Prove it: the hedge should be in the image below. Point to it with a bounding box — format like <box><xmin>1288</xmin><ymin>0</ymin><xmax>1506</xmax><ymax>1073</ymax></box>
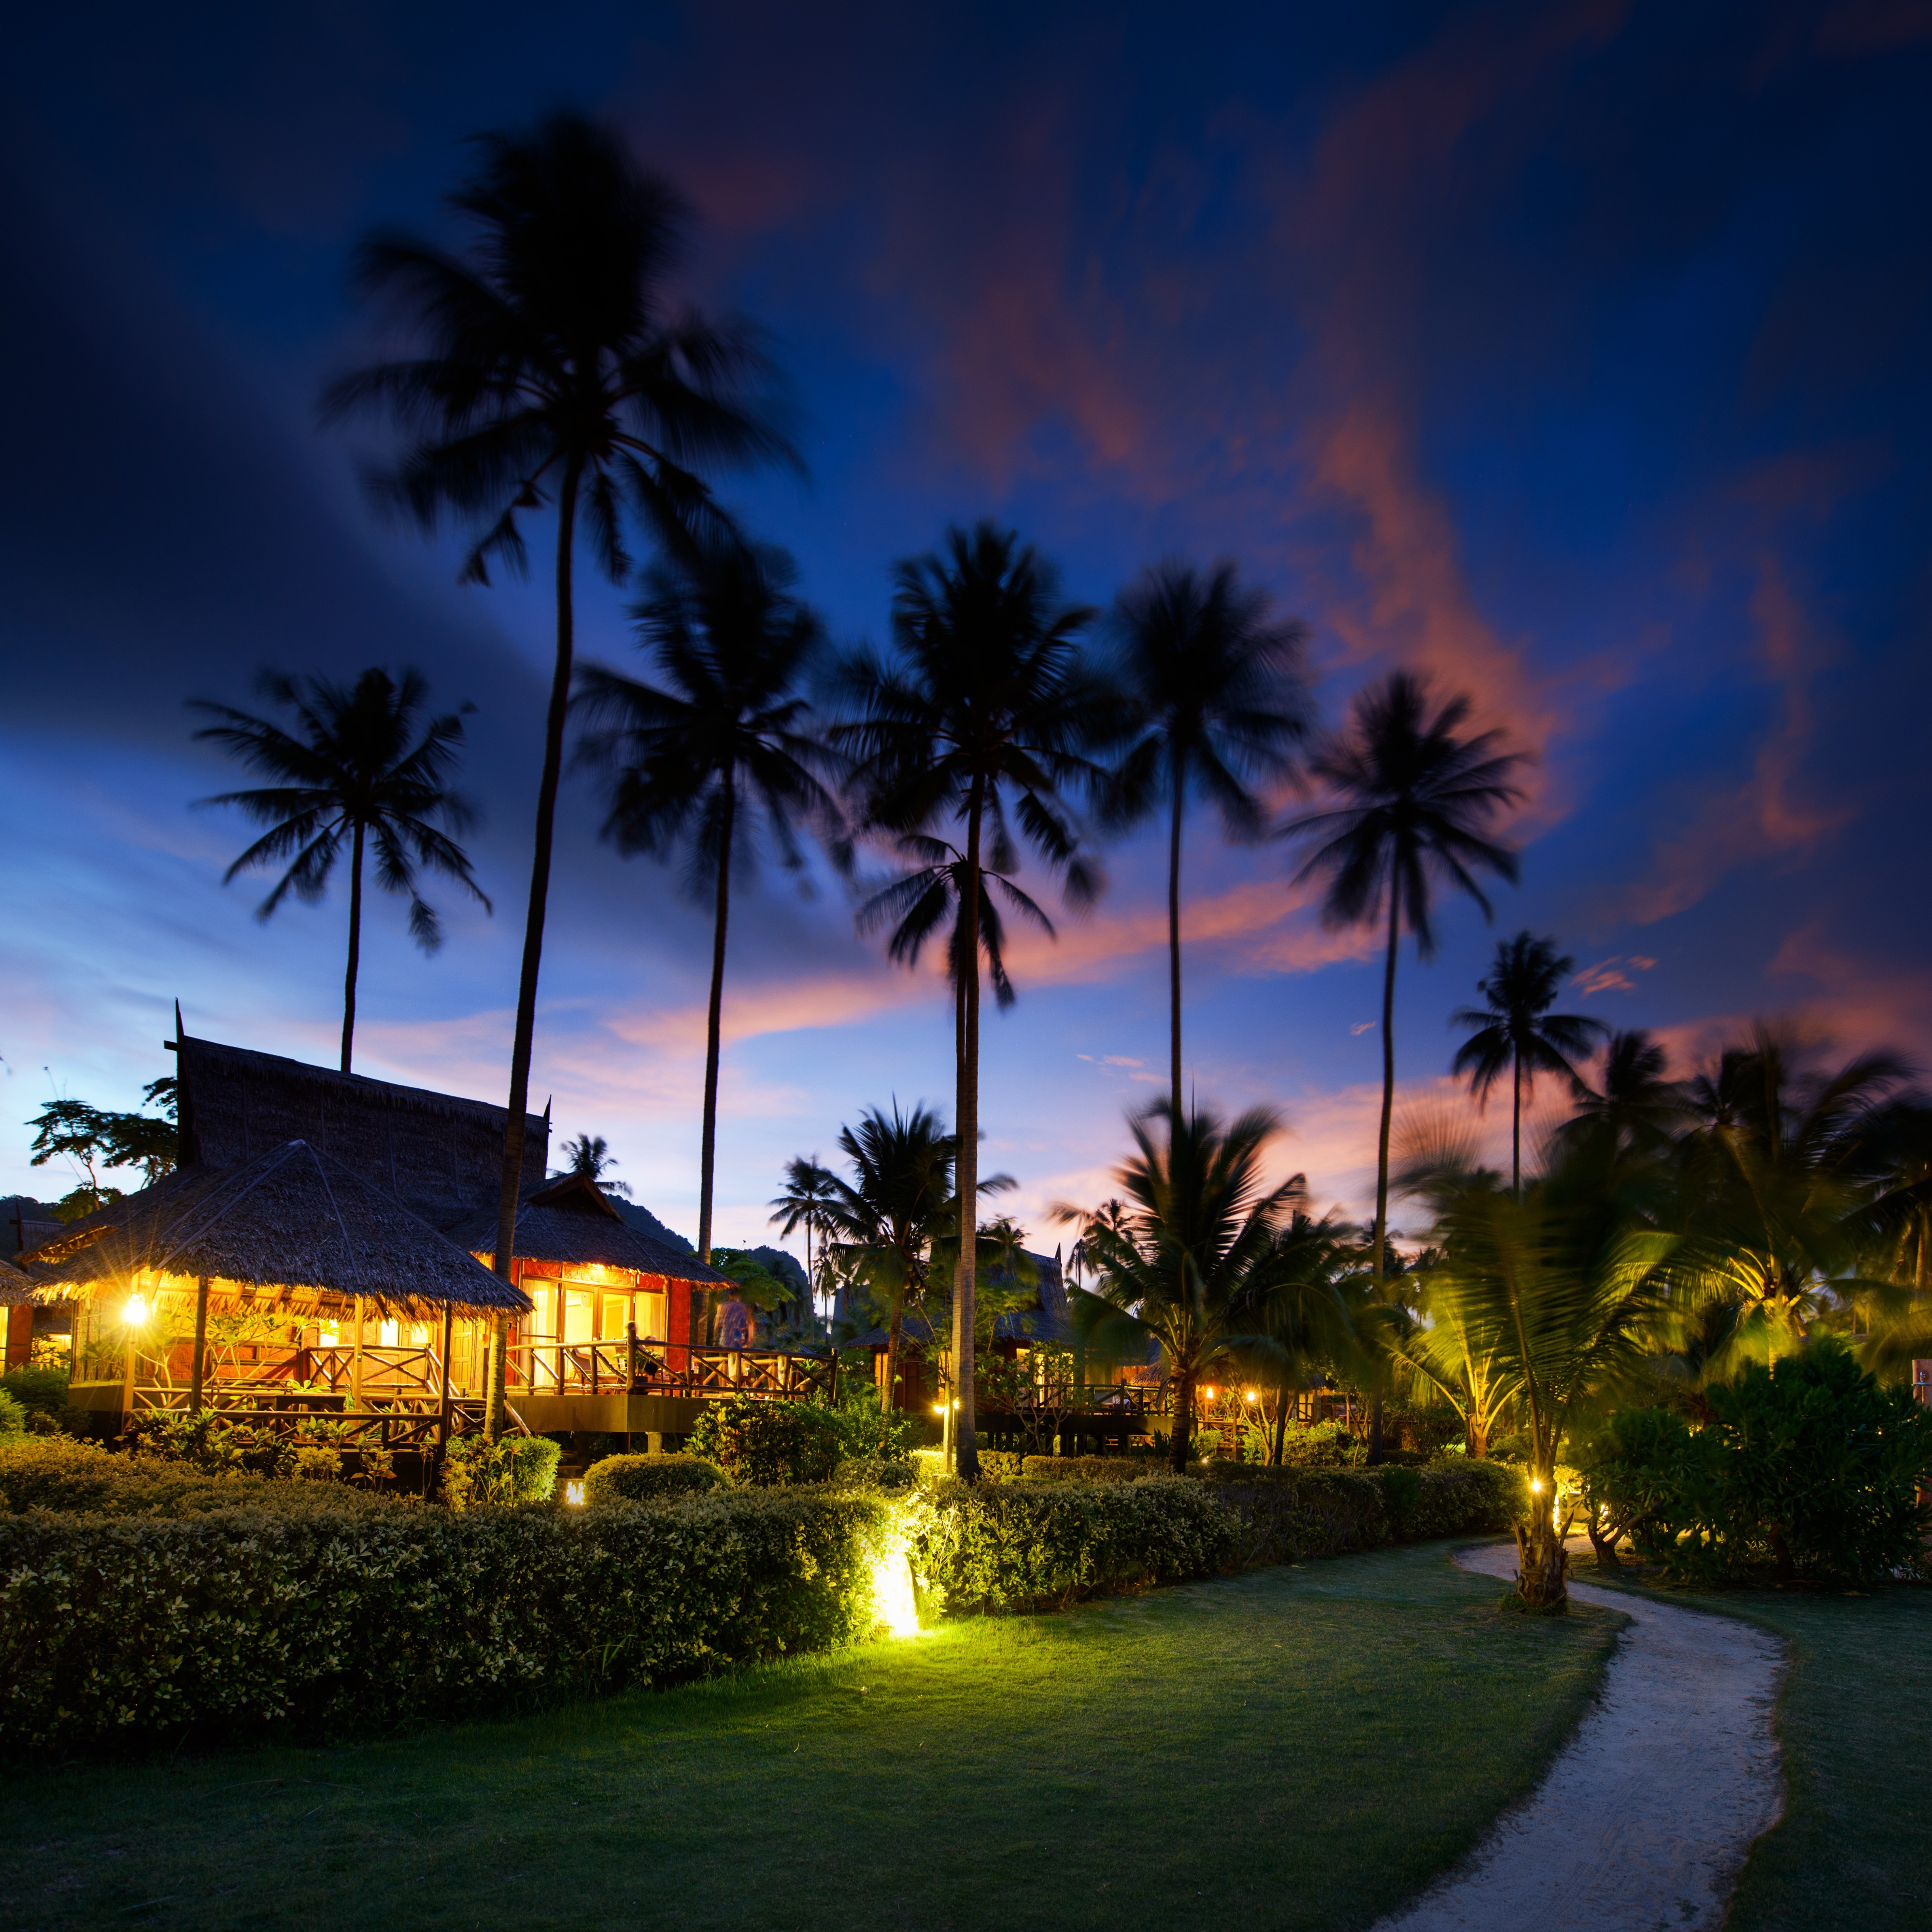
<box><xmin>688</xmin><ymin>1396</ymin><xmax>843</xmax><ymax>1485</ymax></box>
<box><xmin>0</xmin><ymin>1436</ymin><xmax>406</xmax><ymax>1520</ymax></box>
<box><xmin>583</xmin><ymin>1452</ymin><xmax>724</xmax><ymax>1504</ymax></box>
<box><xmin>907</xmin><ymin>1477</ymin><xmax>1239</xmax><ymax>1613</ymax></box>
<box><xmin>0</xmin><ymin>1488</ymin><xmax>895</xmax><ymax>1751</ymax></box>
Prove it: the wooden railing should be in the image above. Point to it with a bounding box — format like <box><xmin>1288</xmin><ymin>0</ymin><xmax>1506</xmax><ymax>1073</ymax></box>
<box><xmin>505</xmin><ymin>1340</ymin><xmax>835</xmax><ymax>1403</ymax></box>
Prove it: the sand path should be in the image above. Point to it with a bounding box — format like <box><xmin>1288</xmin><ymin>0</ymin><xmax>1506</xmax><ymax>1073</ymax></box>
<box><xmin>1370</xmin><ymin>1541</ymin><xmax>1786</xmax><ymax>1932</ymax></box>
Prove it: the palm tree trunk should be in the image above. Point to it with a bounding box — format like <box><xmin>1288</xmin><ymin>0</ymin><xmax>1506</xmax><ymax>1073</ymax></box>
<box><xmin>1168</xmin><ymin>749</ymin><xmax>1186</xmax><ymax>1127</ymax></box>
<box><xmin>696</xmin><ymin>775</ymin><xmax>736</xmax><ymax>1348</ymax></box>
<box><xmin>1515</xmin><ymin>1456</ymin><xmax>1568</xmax><ymax>1609</ymax></box>
<box><xmin>952</xmin><ymin>779</ymin><xmax>985</xmax><ymax>1482</ymax></box>
<box><xmin>341</xmin><ymin>820</ymin><xmax>365</xmax><ymax>1073</ymax></box>
<box><xmin>1272</xmin><ymin>1382</ymin><xmax>1290</xmax><ymax>1466</ymax></box>
<box><xmin>883</xmin><ymin>1301</ymin><xmax>902</xmax><ymax>1418</ymax></box>
<box><xmin>1512</xmin><ymin>1050</ymin><xmax>1523</xmax><ymax>1198</ymax></box>
<box><xmin>1368</xmin><ymin>886</ymin><xmax>1400</xmax><ymax>1467</ymax></box>
<box><xmin>485</xmin><ymin>454</ymin><xmax>582</xmax><ymax>1440</ymax></box>
<box><xmin>1169</xmin><ymin>1365</ymin><xmax>1195</xmax><ymax>1472</ymax></box>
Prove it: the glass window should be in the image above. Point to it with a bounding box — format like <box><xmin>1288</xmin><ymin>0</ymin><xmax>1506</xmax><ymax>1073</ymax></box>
<box><xmin>523</xmin><ymin>1282</ymin><xmax>558</xmax><ymax>1338</ymax></box>
<box><xmin>600</xmin><ymin>1294</ymin><xmax>629</xmax><ymax>1339</ymax></box>
<box><xmin>379</xmin><ymin>1318</ymin><xmax>399</xmax><ymax>1347</ymax></box>
<box><xmin>636</xmin><ymin>1291</ymin><xmax>668</xmax><ymax>1341</ymax></box>
<box><xmin>562</xmin><ymin>1291</ymin><xmax>594</xmax><ymax>1345</ymax></box>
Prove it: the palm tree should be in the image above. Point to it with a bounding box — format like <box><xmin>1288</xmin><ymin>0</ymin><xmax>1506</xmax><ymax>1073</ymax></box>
<box><xmin>1250</xmin><ymin>1212</ymin><xmax>1369</xmax><ymax>1463</ymax></box>
<box><xmin>575</xmin><ymin>542</ymin><xmax>840</xmax><ymax>1272</ymax></box>
<box><xmin>1283</xmin><ymin>672</ymin><xmax>1525</xmax><ymax>1293</ymax></box>
<box><xmin>557</xmin><ymin>1132</ymin><xmax>631</xmax><ymax>1198</ymax></box>
<box><xmin>1072</xmin><ymin>1102</ymin><xmax>1305</xmax><ymax>1471</ymax></box>
<box><xmin>1555</xmin><ymin>1028</ymin><xmax>1687</xmax><ymax>1169</ymax></box>
<box><xmin>1450</xmin><ymin>932</ymin><xmax>1606</xmax><ymax>1195</ymax></box>
<box><xmin>816</xmin><ymin>1103</ymin><xmax>959</xmax><ymax>1416</ymax></box>
<box><xmin>323</xmin><ymin>111</ymin><xmax>794</xmax><ymax>1430</ymax></box>
<box><xmin>190</xmin><ymin>668</ymin><xmax>489</xmax><ymax>1072</ymax></box>
<box><xmin>1102</xmin><ymin>562</ymin><xmax>1311</xmax><ymax>1120</ymax></box>
<box><xmin>1405</xmin><ymin>1152</ymin><xmax>1677</xmax><ymax>1608</ymax></box>
<box><xmin>768</xmin><ymin>1155</ymin><xmax>840</xmax><ymax>1316</ymax></box>
<box><xmin>832</xmin><ymin>522</ymin><xmax>1114</xmax><ymax>1478</ymax></box>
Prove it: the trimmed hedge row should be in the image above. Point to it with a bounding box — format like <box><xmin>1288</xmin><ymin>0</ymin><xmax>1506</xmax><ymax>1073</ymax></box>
<box><xmin>907</xmin><ymin>1477</ymin><xmax>1239</xmax><ymax>1613</ymax></box>
<box><xmin>0</xmin><ymin>1489</ymin><xmax>894</xmax><ymax>1750</ymax></box>
<box><xmin>0</xmin><ymin>1436</ymin><xmax>406</xmax><ymax>1519</ymax></box>
<box><xmin>582</xmin><ymin>1452</ymin><xmax>724</xmax><ymax>1503</ymax></box>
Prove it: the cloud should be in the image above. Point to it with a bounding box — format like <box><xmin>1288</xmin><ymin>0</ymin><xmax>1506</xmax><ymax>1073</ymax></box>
<box><xmin>1571</xmin><ymin>955</ymin><xmax>1656</xmax><ymax>995</ymax></box>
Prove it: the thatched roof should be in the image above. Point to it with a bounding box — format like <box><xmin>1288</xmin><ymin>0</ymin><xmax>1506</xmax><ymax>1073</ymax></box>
<box><xmin>19</xmin><ymin>1141</ymin><xmax>530</xmax><ymax>1314</ymax></box>
<box><xmin>444</xmin><ymin>1174</ymin><xmax>732</xmax><ymax>1285</ymax></box>
<box><xmin>175</xmin><ymin>1032</ymin><xmax>549</xmax><ymax>1232</ymax></box>
<box><xmin>0</xmin><ymin>1253</ymin><xmax>36</xmax><ymax>1307</ymax></box>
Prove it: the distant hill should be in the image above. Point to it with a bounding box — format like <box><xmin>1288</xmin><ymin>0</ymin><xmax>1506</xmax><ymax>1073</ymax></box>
<box><xmin>611</xmin><ymin>1199</ymin><xmax>696</xmax><ymax>1254</ymax></box>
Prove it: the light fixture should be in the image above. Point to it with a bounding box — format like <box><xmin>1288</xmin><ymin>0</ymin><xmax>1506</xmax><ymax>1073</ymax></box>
<box><xmin>1202</xmin><ymin>1386</ymin><xmax>1215</xmax><ymax>1400</ymax></box>
<box><xmin>122</xmin><ymin>1293</ymin><xmax>150</xmax><ymax>1328</ymax></box>
<box><xmin>1243</xmin><ymin>1389</ymin><xmax>1259</xmax><ymax>1403</ymax></box>
<box><xmin>869</xmin><ymin>1527</ymin><xmax>922</xmax><ymax>1638</ymax></box>
<box><xmin>564</xmin><ymin>1480</ymin><xmax>585</xmax><ymax>1506</ymax></box>
<box><xmin>1530</xmin><ymin>1478</ymin><xmax>1543</xmax><ymax>1493</ymax></box>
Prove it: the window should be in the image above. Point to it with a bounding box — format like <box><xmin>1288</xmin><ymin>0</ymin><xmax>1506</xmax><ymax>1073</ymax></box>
<box><xmin>379</xmin><ymin>1319</ymin><xmax>399</xmax><ymax>1348</ymax></box>
<box><xmin>600</xmin><ymin>1293</ymin><xmax>629</xmax><ymax>1340</ymax></box>
<box><xmin>523</xmin><ymin>1282</ymin><xmax>559</xmax><ymax>1339</ymax></box>
<box><xmin>636</xmin><ymin>1290</ymin><xmax>668</xmax><ymax>1341</ymax></box>
<box><xmin>562</xmin><ymin>1291</ymin><xmax>594</xmax><ymax>1345</ymax></box>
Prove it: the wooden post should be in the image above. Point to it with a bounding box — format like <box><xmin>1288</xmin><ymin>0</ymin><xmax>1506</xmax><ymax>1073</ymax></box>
<box><xmin>119</xmin><ymin>1290</ymin><xmax>138</xmax><ymax>1436</ymax></box>
<box><xmin>434</xmin><ymin>1299</ymin><xmax>455</xmax><ymax>1503</ymax></box>
<box><xmin>625</xmin><ymin>1320</ymin><xmax>639</xmax><ymax>1452</ymax></box>
<box><xmin>189</xmin><ymin>1275</ymin><xmax>210</xmax><ymax>1412</ymax></box>
<box><xmin>351</xmin><ymin>1295</ymin><xmax>365</xmax><ymax>1406</ymax></box>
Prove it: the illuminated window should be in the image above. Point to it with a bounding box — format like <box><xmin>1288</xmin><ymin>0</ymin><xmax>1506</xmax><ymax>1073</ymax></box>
<box><xmin>379</xmin><ymin>1319</ymin><xmax>399</xmax><ymax>1347</ymax></box>
<box><xmin>562</xmin><ymin>1291</ymin><xmax>594</xmax><ymax>1345</ymax></box>
<box><xmin>599</xmin><ymin>1293</ymin><xmax>629</xmax><ymax>1339</ymax></box>
<box><xmin>636</xmin><ymin>1291</ymin><xmax>668</xmax><ymax>1340</ymax></box>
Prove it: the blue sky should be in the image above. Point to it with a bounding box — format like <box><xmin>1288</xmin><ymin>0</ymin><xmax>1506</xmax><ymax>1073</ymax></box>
<box><xmin>4</xmin><ymin>1</ymin><xmax>1930</xmax><ymax>1266</ymax></box>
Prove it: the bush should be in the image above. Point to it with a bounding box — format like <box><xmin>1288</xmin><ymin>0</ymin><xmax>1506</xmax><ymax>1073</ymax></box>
<box><xmin>1</xmin><ymin>1364</ymin><xmax>69</xmax><ymax>1428</ymax></box>
<box><xmin>688</xmin><ymin>1395</ymin><xmax>843</xmax><ymax>1486</ymax></box>
<box><xmin>822</xmin><ymin>1392</ymin><xmax>922</xmax><ymax>1462</ymax></box>
<box><xmin>442</xmin><ymin>1434</ymin><xmax>563</xmax><ymax>1509</ymax></box>
<box><xmin>582</xmin><ymin>1452</ymin><xmax>724</xmax><ymax>1505</ymax></box>
<box><xmin>908</xmin><ymin>1477</ymin><xmax>1238</xmax><ymax>1614</ymax></box>
<box><xmin>1588</xmin><ymin>1343</ymin><xmax>1932</xmax><ymax>1585</ymax></box>
<box><xmin>0</xmin><ymin>1487</ymin><xmax>896</xmax><ymax>1751</ymax></box>
<box><xmin>827</xmin><ymin>1455</ymin><xmax>918</xmax><ymax>1493</ymax></box>
<box><xmin>0</xmin><ymin>1435</ymin><xmax>404</xmax><ymax>1520</ymax></box>
<box><xmin>1018</xmin><ymin>1454</ymin><xmax>1163</xmax><ymax>1483</ymax></box>
<box><xmin>0</xmin><ymin>1390</ymin><xmax>25</xmax><ymax>1437</ymax></box>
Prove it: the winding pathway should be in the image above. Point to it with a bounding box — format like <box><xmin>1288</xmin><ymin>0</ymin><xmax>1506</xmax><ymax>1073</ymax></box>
<box><xmin>1371</xmin><ymin>1542</ymin><xmax>1787</xmax><ymax>1932</ymax></box>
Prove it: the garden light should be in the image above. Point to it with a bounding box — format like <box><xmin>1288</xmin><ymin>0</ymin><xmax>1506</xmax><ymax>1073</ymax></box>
<box><xmin>869</xmin><ymin>1523</ymin><xmax>921</xmax><ymax>1639</ymax></box>
<box><xmin>1244</xmin><ymin>1389</ymin><xmax>1258</xmax><ymax>1403</ymax></box>
<box><xmin>564</xmin><ymin>1480</ymin><xmax>584</xmax><ymax>1506</ymax></box>
<box><xmin>122</xmin><ymin>1293</ymin><xmax>150</xmax><ymax>1328</ymax></box>
<box><xmin>1530</xmin><ymin>1478</ymin><xmax>1543</xmax><ymax>1493</ymax></box>
<box><xmin>1202</xmin><ymin>1386</ymin><xmax>1215</xmax><ymax>1400</ymax></box>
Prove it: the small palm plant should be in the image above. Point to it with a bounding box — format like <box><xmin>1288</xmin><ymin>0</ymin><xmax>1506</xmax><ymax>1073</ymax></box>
<box><xmin>768</xmin><ymin>1156</ymin><xmax>842</xmax><ymax>1315</ymax></box>
<box><xmin>1072</xmin><ymin>1101</ymin><xmax>1306</xmax><ymax>1471</ymax></box>
<box><xmin>575</xmin><ymin>540</ymin><xmax>842</xmax><ymax>1266</ymax></box>
<box><xmin>1450</xmin><ymin>931</ymin><xmax>1606</xmax><ymax>1195</ymax></box>
<box><xmin>191</xmin><ymin>667</ymin><xmax>489</xmax><ymax>1072</ymax></box>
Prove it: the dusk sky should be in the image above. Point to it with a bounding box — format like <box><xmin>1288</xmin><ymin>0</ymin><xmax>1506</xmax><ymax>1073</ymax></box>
<box><xmin>4</xmin><ymin>1</ymin><xmax>1930</xmax><ymax>1269</ymax></box>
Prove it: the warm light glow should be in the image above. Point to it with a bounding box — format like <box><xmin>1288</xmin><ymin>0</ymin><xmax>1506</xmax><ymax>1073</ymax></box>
<box><xmin>1202</xmin><ymin>1386</ymin><xmax>1215</xmax><ymax>1400</ymax></box>
<box><xmin>1530</xmin><ymin>1478</ymin><xmax>1543</xmax><ymax>1493</ymax></box>
<box><xmin>870</xmin><ymin>1528</ymin><xmax>921</xmax><ymax>1639</ymax></box>
<box><xmin>564</xmin><ymin>1480</ymin><xmax>585</xmax><ymax>1506</ymax></box>
<box><xmin>931</xmin><ymin>1403</ymin><xmax>946</xmax><ymax>1416</ymax></box>
<box><xmin>1243</xmin><ymin>1389</ymin><xmax>1259</xmax><ymax>1403</ymax></box>
<box><xmin>122</xmin><ymin>1294</ymin><xmax>150</xmax><ymax>1328</ymax></box>
<box><xmin>379</xmin><ymin>1319</ymin><xmax>399</xmax><ymax>1347</ymax></box>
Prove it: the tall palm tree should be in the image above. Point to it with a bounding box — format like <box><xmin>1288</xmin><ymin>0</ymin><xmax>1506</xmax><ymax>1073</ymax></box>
<box><xmin>832</xmin><ymin>522</ymin><xmax>1114</xmax><ymax>1478</ymax></box>
<box><xmin>1555</xmin><ymin>1028</ymin><xmax>1687</xmax><ymax>1169</ymax></box>
<box><xmin>1250</xmin><ymin>1211</ymin><xmax>1368</xmax><ymax>1463</ymax></box>
<box><xmin>1071</xmin><ymin>1101</ymin><xmax>1306</xmax><ymax>1471</ymax></box>
<box><xmin>816</xmin><ymin>1103</ymin><xmax>958</xmax><ymax>1417</ymax></box>
<box><xmin>1450</xmin><ymin>932</ymin><xmax>1606</xmax><ymax>1196</ymax></box>
<box><xmin>190</xmin><ymin>668</ymin><xmax>489</xmax><ymax>1072</ymax></box>
<box><xmin>1103</xmin><ymin>562</ymin><xmax>1311</xmax><ymax>1120</ymax></box>
<box><xmin>1283</xmin><ymin>672</ymin><xmax>1524</xmax><ymax>1290</ymax></box>
<box><xmin>575</xmin><ymin>542</ymin><xmax>840</xmax><ymax>1276</ymax></box>
<box><xmin>557</xmin><ymin>1131</ymin><xmax>631</xmax><ymax>1197</ymax></box>
<box><xmin>323</xmin><ymin>111</ymin><xmax>794</xmax><ymax>1430</ymax></box>
<box><xmin>768</xmin><ymin>1155</ymin><xmax>840</xmax><ymax>1315</ymax></box>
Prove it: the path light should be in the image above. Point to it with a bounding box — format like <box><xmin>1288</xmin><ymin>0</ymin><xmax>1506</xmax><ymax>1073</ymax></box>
<box><xmin>1202</xmin><ymin>1386</ymin><xmax>1215</xmax><ymax>1401</ymax></box>
<box><xmin>122</xmin><ymin>1293</ymin><xmax>151</xmax><ymax>1328</ymax></box>
<box><xmin>564</xmin><ymin>1480</ymin><xmax>585</xmax><ymax>1506</ymax></box>
<box><xmin>1243</xmin><ymin>1389</ymin><xmax>1259</xmax><ymax>1403</ymax></box>
<box><xmin>870</xmin><ymin>1519</ymin><xmax>921</xmax><ymax>1639</ymax></box>
<box><xmin>1529</xmin><ymin>1478</ymin><xmax>1543</xmax><ymax>1494</ymax></box>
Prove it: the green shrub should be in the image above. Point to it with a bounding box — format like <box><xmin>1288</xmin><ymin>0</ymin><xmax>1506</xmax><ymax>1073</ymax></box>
<box><xmin>0</xmin><ymin>1435</ymin><xmax>404</xmax><ymax>1520</ymax></box>
<box><xmin>0</xmin><ymin>1488</ymin><xmax>896</xmax><ymax>1751</ymax></box>
<box><xmin>1588</xmin><ymin>1344</ymin><xmax>1932</xmax><ymax>1585</ymax></box>
<box><xmin>582</xmin><ymin>1452</ymin><xmax>724</xmax><ymax>1505</ymax></box>
<box><xmin>0</xmin><ymin>1364</ymin><xmax>69</xmax><ymax>1427</ymax></box>
<box><xmin>0</xmin><ymin>1390</ymin><xmax>25</xmax><ymax>1437</ymax></box>
<box><xmin>688</xmin><ymin>1395</ymin><xmax>843</xmax><ymax>1486</ymax></box>
<box><xmin>827</xmin><ymin>1455</ymin><xmax>918</xmax><ymax>1493</ymax></box>
<box><xmin>442</xmin><ymin>1434</ymin><xmax>563</xmax><ymax>1509</ymax></box>
<box><xmin>822</xmin><ymin>1392</ymin><xmax>921</xmax><ymax>1462</ymax></box>
<box><xmin>1201</xmin><ymin>1468</ymin><xmax>1390</xmax><ymax>1566</ymax></box>
<box><xmin>1018</xmin><ymin>1454</ymin><xmax>1160</xmax><ymax>1483</ymax></box>
<box><xmin>907</xmin><ymin>1477</ymin><xmax>1238</xmax><ymax>1613</ymax></box>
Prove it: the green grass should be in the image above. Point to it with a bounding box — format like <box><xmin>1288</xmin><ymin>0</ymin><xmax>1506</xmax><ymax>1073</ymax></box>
<box><xmin>2</xmin><ymin>1542</ymin><xmax>1618</xmax><ymax>1932</ymax></box>
<box><xmin>1574</xmin><ymin>1560</ymin><xmax>1932</xmax><ymax>1932</ymax></box>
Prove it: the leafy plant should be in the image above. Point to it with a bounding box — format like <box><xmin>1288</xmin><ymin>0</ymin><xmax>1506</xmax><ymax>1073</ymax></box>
<box><xmin>581</xmin><ymin>1452</ymin><xmax>724</xmax><ymax>1504</ymax></box>
<box><xmin>442</xmin><ymin>1434</ymin><xmax>564</xmax><ymax>1509</ymax></box>
<box><xmin>0</xmin><ymin>1391</ymin><xmax>26</xmax><ymax>1438</ymax></box>
<box><xmin>688</xmin><ymin>1394</ymin><xmax>843</xmax><ymax>1486</ymax></box>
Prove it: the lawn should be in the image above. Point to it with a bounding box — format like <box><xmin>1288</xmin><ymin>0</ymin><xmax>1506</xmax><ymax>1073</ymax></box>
<box><xmin>4</xmin><ymin>1541</ymin><xmax>1618</xmax><ymax>1932</ymax></box>
<box><xmin>1575</xmin><ymin>1560</ymin><xmax>1932</xmax><ymax>1932</ymax></box>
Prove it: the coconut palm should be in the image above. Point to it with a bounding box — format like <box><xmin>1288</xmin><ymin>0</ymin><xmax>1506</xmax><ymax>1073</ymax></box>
<box><xmin>815</xmin><ymin>1103</ymin><xmax>958</xmax><ymax>1416</ymax></box>
<box><xmin>768</xmin><ymin>1156</ymin><xmax>841</xmax><ymax>1314</ymax></box>
<box><xmin>1450</xmin><ymin>932</ymin><xmax>1606</xmax><ymax>1195</ymax></box>
<box><xmin>557</xmin><ymin>1132</ymin><xmax>631</xmax><ymax>1198</ymax></box>
<box><xmin>831</xmin><ymin>522</ymin><xmax>1114</xmax><ymax>1477</ymax></box>
<box><xmin>190</xmin><ymin>668</ymin><xmax>489</xmax><ymax>1073</ymax></box>
<box><xmin>1554</xmin><ymin>1028</ymin><xmax>1688</xmax><ymax>1170</ymax></box>
<box><xmin>1102</xmin><ymin>562</ymin><xmax>1311</xmax><ymax>1119</ymax></box>
<box><xmin>1249</xmin><ymin>1211</ymin><xmax>1370</xmax><ymax>1463</ymax></box>
<box><xmin>575</xmin><ymin>541</ymin><xmax>840</xmax><ymax>1266</ymax></box>
<box><xmin>1405</xmin><ymin>1153</ymin><xmax>1677</xmax><ymax>1608</ymax></box>
<box><xmin>1283</xmin><ymin>673</ymin><xmax>1525</xmax><ymax>1290</ymax></box>
<box><xmin>323</xmin><ymin>111</ymin><xmax>794</xmax><ymax>1427</ymax></box>
<box><xmin>1071</xmin><ymin>1101</ymin><xmax>1306</xmax><ymax>1471</ymax></box>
